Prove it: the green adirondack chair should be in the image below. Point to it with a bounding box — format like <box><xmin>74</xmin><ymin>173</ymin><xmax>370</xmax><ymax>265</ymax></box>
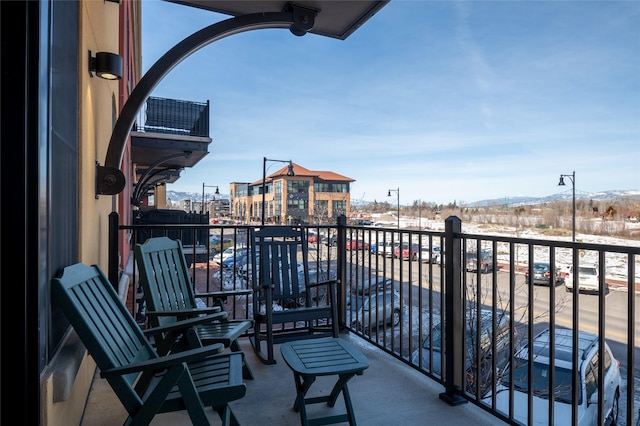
<box><xmin>134</xmin><ymin>236</ymin><xmax>254</xmax><ymax>379</ymax></box>
<box><xmin>51</xmin><ymin>263</ymin><xmax>246</xmax><ymax>426</ymax></box>
<box><xmin>249</xmin><ymin>226</ymin><xmax>340</xmax><ymax>365</ymax></box>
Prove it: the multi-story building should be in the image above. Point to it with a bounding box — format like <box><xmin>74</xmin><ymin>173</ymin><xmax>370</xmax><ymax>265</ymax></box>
<box><xmin>230</xmin><ymin>163</ymin><xmax>354</xmax><ymax>225</ymax></box>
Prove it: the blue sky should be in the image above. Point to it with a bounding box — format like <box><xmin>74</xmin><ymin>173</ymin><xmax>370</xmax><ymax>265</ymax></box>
<box><xmin>141</xmin><ymin>0</ymin><xmax>640</xmax><ymax>205</ymax></box>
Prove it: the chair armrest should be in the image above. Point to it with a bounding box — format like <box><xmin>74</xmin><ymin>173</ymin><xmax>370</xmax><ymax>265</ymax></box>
<box><xmin>145</xmin><ymin>307</ymin><xmax>223</xmax><ymax>321</ymax></box>
<box><xmin>142</xmin><ymin>312</ymin><xmax>228</xmax><ymax>337</ymax></box>
<box><xmin>100</xmin><ymin>344</ymin><xmax>225</xmax><ymax>377</ymax></box>
<box><xmin>307</xmin><ymin>279</ymin><xmax>339</xmax><ymax>289</ymax></box>
<box><xmin>197</xmin><ymin>290</ymin><xmax>252</xmax><ymax>298</ymax></box>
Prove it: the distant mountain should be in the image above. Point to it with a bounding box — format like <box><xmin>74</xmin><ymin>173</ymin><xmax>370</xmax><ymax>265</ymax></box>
<box><xmin>166</xmin><ymin>189</ymin><xmax>640</xmax><ymax>209</ymax></box>
<box><xmin>351</xmin><ymin>189</ymin><xmax>640</xmax><ymax>209</ymax></box>
<box><xmin>464</xmin><ymin>189</ymin><xmax>640</xmax><ymax>208</ymax></box>
<box><xmin>166</xmin><ymin>190</ymin><xmax>230</xmax><ymax>203</ymax></box>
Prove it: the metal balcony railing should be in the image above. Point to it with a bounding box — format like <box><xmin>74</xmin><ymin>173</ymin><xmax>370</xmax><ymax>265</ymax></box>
<box><xmin>133</xmin><ymin>96</ymin><xmax>210</xmax><ymax>137</ymax></box>
<box><xmin>110</xmin><ymin>214</ymin><xmax>638</xmax><ymax>426</ymax></box>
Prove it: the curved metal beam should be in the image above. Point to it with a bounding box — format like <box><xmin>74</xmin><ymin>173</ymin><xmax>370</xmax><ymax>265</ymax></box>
<box><xmin>97</xmin><ymin>5</ymin><xmax>316</xmax><ymax>195</ymax></box>
<box><xmin>131</xmin><ymin>151</ymin><xmax>192</xmax><ymax>205</ymax></box>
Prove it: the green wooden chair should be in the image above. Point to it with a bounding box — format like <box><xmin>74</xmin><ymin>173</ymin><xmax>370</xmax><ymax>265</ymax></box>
<box><xmin>134</xmin><ymin>236</ymin><xmax>254</xmax><ymax>379</ymax></box>
<box><xmin>249</xmin><ymin>226</ymin><xmax>340</xmax><ymax>365</ymax></box>
<box><xmin>51</xmin><ymin>263</ymin><xmax>246</xmax><ymax>426</ymax></box>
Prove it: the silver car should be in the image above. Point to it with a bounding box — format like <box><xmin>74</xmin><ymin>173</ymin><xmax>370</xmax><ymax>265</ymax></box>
<box><xmin>491</xmin><ymin>328</ymin><xmax>621</xmax><ymax>425</ymax></box>
<box><xmin>348</xmin><ymin>289</ymin><xmax>404</xmax><ymax>333</ymax></box>
<box><xmin>465</xmin><ymin>250</ymin><xmax>493</xmax><ymax>273</ymax></box>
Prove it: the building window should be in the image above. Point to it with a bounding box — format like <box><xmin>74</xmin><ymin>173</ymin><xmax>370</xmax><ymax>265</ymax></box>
<box><xmin>314</xmin><ymin>182</ymin><xmax>349</xmax><ymax>193</ymax></box>
<box><xmin>332</xmin><ymin>200</ymin><xmax>347</xmax><ymax>216</ymax></box>
<box><xmin>287</xmin><ymin>180</ymin><xmax>309</xmax><ymax>194</ymax></box>
<box><xmin>288</xmin><ymin>198</ymin><xmax>309</xmax><ymax>210</ymax></box>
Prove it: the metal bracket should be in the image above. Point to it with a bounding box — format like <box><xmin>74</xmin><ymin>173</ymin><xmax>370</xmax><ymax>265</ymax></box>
<box><xmin>96</xmin><ymin>162</ymin><xmax>126</xmax><ymax>196</ymax></box>
<box><xmin>286</xmin><ymin>3</ymin><xmax>318</xmax><ymax>36</ymax></box>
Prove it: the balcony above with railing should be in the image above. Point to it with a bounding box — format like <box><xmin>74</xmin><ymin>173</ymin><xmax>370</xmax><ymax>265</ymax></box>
<box><xmin>133</xmin><ymin>96</ymin><xmax>210</xmax><ymax>137</ymax></box>
<box><xmin>131</xmin><ymin>96</ymin><xmax>212</xmax><ymax>205</ymax></box>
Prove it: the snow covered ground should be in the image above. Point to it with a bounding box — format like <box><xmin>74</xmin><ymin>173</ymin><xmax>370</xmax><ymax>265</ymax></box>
<box><xmin>392</xmin><ymin>217</ymin><xmax>640</xmax><ymax>288</ymax></box>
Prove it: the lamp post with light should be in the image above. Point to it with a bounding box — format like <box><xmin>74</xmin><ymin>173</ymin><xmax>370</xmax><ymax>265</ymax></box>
<box><xmin>387</xmin><ymin>188</ymin><xmax>400</xmax><ymax>229</ymax></box>
<box><xmin>262</xmin><ymin>158</ymin><xmax>294</xmax><ymax>226</ymax></box>
<box><xmin>558</xmin><ymin>171</ymin><xmax>576</xmax><ymax>242</ymax></box>
<box><xmin>201</xmin><ymin>183</ymin><xmax>219</xmax><ymax>215</ymax></box>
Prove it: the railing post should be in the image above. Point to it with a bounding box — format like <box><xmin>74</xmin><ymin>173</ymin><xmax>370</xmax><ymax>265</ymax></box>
<box><xmin>439</xmin><ymin>215</ymin><xmax>467</xmax><ymax>405</ymax></box>
<box><xmin>108</xmin><ymin>211</ymin><xmax>120</xmax><ymax>290</ymax></box>
<box><xmin>336</xmin><ymin>214</ymin><xmax>347</xmax><ymax>329</ymax></box>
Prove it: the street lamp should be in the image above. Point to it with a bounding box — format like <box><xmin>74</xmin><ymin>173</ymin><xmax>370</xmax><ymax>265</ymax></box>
<box><xmin>262</xmin><ymin>157</ymin><xmax>294</xmax><ymax>226</ymax></box>
<box><xmin>387</xmin><ymin>188</ymin><xmax>400</xmax><ymax>229</ymax></box>
<box><xmin>558</xmin><ymin>171</ymin><xmax>576</xmax><ymax>242</ymax></box>
<box><xmin>202</xmin><ymin>183</ymin><xmax>219</xmax><ymax>215</ymax></box>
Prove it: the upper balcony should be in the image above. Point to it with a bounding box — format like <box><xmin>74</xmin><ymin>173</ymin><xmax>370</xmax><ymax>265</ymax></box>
<box><xmin>131</xmin><ymin>96</ymin><xmax>212</xmax><ymax>205</ymax></box>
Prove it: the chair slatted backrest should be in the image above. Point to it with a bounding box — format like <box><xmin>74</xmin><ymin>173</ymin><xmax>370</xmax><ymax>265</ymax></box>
<box><xmin>51</xmin><ymin>263</ymin><xmax>156</xmax><ymax>410</ymax></box>
<box><xmin>135</xmin><ymin>236</ymin><xmax>198</xmax><ymax>327</ymax></box>
<box><xmin>250</xmin><ymin>226</ymin><xmax>309</xmax><ymax>307</ymax></box>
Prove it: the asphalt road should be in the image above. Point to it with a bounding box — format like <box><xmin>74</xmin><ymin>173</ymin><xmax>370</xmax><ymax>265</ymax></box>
<box><xmin>350</xmin><ymin>253</ymin><xmax>639</xmax><ymax>372</ymax></box>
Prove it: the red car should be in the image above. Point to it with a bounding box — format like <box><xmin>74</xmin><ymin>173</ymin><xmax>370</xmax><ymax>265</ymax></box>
<box><xmin>307</xmin><ymin>232</ymin><xmax>322</xmax><ymax>243</ymax></box>
<box><xmin>394</xmin><ymin>242</ymin><xmax>420</xmax><ymax>260</ymax></box>
<box><xmin>346</xmin><ymin>239</ymin><xmax>369</xmax><ymax>250</ymax></box>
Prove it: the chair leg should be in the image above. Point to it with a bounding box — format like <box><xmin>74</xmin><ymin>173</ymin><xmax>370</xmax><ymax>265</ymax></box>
<box><xmin>231</xmin><ymin>340</ymin><xmax>254</xmax><ymax>380</ymax></box>
<box><xmin>175</xmin><ymin>367</ymin><xmax>210</xmax><ymax>426</ymax></box>
<box><xmin>215</xmin><ymin>405</ymin><xmax>241</xmax><ymax>426</ymax></box>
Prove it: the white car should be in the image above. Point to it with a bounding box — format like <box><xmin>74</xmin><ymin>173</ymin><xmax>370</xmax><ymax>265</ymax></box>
<box><xmin>490</xmin><ymin>328</ymin><xmax>621</xmax><ymax>426</ymax></box>
<box><xmin>419</xmin><ymin>246</ymin><xmax>442</xmax><ymax>264</ymax></box>
<box><xmin>380</xmin><ymin>241</ymin><xmax>400</xmax><ymax>258</ymax></box>
<box><xmin>212</xmin><ymin>246</ymin><xmax>246</xmax><ymax>264</ymax></box>
<box><xmin>565</xmin><ymin>263</ymin><xmax>601</xmax><ymax>293</ymax></box>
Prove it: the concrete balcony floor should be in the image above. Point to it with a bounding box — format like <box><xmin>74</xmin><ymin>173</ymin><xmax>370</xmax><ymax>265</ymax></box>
<box><xmin>81</xmin><ymin>332</ymin><xmax>506</xmax><ymax>425</ymax></box>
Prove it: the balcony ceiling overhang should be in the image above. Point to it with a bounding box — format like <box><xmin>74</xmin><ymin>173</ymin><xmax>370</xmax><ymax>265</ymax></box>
<box><xmin>167</xmin><ymin>0</ymin><xmax>390</xmax><ymax>40</ymax></box>
<box><xmin>131</xmin><ymin>131</ymin><xmax>211</xmax><ymax>171</ymax></box>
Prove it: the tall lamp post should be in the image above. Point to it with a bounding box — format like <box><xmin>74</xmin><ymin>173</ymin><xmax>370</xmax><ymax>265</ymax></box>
<box><xmin>558</xmin><ymin>171</ymin><xmax>576</xmax><ymax>242</ymax></box>
<box><xmin>262</xmin><ymin>157</ymin><xmax>294</xmax><ymax>226</ymax></box>
<box><xmin>202</xmin><ymin>183</ymin><xmax>219</xmax><ymax>215</ymax></box>
<box><xmin>387</xmin><ymin>188</ymin><xmax>400</xmax><ymax>229</ymax></box>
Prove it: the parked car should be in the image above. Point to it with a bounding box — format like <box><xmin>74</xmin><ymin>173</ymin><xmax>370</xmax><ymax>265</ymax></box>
<box><xmin>393</xmin><ymin>241</ymin><xmax>416</xmax><ymax>259</ymax></box>
<box><xmin>370</xmin><ymin>243</ymin><xmax>379</xmax><ymax>255</ymax></box>
<box><xmin>212</xmin><ymin>245</ymin><xmax>246</xmax><ymax>264</ymax></box>
<box><xmin>307</xmin><ymin>231</ymin><xmax>321</xmax><ymax>243</ymax></box>
<box><xmin>419</xmin><ymin>245</ymin><xmax>442</xmax><ymax>264</ymax></box>
<box><xmin>565</xmin><ymin>263</ymin><xmax>601</xmax><ymax>293</ymax></box>
<box><xmin>491</xmin><ymin>328</ymin><xmax>621</xmax><ymax>426</ymax></box>
<box><xmin>348</xmin><ymin>275</ymin><xmax>394</xmax><ymax>297</ymax></box>
<box><xmin>325</xmin><ymin>234</ymin><xmax>338</xmax><ymax>247</ymax></box>
<box><xmin>346</xmin><ymin>239</ymin><xmax>369</xmax><ymax>250</ymax></box>
<box><xmin>411</xmin><ymin>308</ymin><xmax>513</xmax><ymax>396</ymax></box>
<box><xmin>209</xmin><ymin>234</ymin><xmax>234</xmax><ymax>252</ymax></box>
<box><xmin>525</xmin><ymin>261</ymin><xmax>564</xmax><ymax>286</ymax></box>
<box><xmin>432</xmin><ymin>246</ymin><xmax>443</xmax><ymax>263</ymax></box>
<box><xmin>376</xmin><ymin>241</ymin><xmax>397</xmax><ymax>257</ymax></box>
<box><xmin>396</xmin><ymin>242</ymin><xmax>420</xmax><ymax>260</ymax></box>
<box><xmin>219</xmin><ymin>249</ymin><xmax>249</xmax><ymax>269</ymax></box>
<box><xmin>348</xmin><ymin>288</ymin><xmax>404</xmax><ymax>333</ymax></box>
<box><xmin>465</xmin><ymin>250</ymin><xmax>493</xmax><ymax>273</ymax></box>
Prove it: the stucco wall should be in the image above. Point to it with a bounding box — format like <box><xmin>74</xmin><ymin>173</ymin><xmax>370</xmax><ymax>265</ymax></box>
<box><xmin>41</xmin><ymin>1</ymin><xmax>122</xmax><ymax>425</ymax></box>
